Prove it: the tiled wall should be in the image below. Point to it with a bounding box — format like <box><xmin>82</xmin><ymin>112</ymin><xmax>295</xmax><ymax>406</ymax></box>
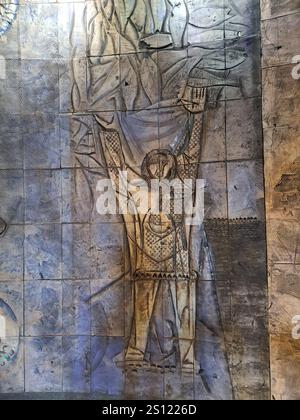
<box><xmin>261</xmin><ymin>0</ymin><xmax>300</xmax><ymax>400</ymax></box>
<box><xmin>0</xmin><ymin>1</ymin><xmax>270</xmax><ymax>399</ymax></box>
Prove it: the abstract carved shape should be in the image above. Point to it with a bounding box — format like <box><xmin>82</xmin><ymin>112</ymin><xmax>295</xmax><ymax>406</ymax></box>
<box><xmin>0</xmin><ymin>1</ymin><xmax>18</xmax><ymax>36</ymax></box>
<box><xmin>275</xmin><ymin>157</ymin><xmax>300</xmax><ymax>194</ymax></box>
<box><xmin>0</xmin><ymin>217</ymin><xmax>7</xmax><ymax>237</ymax></box>
<box><xmin>274</xmin><ymin>157</ymin><xmax>300</xmax><ymax>212</ymax></box>
<box><xmin>139</xmin><ymin>33</ymin><xmax>173</xmax><ymax>50</ymax></box>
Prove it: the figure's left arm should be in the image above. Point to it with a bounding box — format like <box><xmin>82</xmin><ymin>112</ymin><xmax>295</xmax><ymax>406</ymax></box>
<box><xmin>177</xmin><ymin>87</ymin><xmax>207</xmax><ymax>178</ymax></box>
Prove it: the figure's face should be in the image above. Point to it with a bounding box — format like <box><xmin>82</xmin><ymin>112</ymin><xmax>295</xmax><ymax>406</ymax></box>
<box><xmin>143</xmin><ymin>150</ymin><xmax>177</xmax><ymax>180</ymax></box>
<box><xmin>148</xmin><ymin>156</ymin><xmax>171</xmax><ymax>179</ymax></box>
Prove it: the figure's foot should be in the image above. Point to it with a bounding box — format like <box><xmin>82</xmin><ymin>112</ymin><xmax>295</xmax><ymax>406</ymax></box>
<box><xmin>114</xmin><ymin>347</ymin><xmax>149</xmax><ymax>370</ymax></box>
<box><xmin>125</xmin><ymin>347</ymin><xmax>144</xmax><ymax>361</ymax></box>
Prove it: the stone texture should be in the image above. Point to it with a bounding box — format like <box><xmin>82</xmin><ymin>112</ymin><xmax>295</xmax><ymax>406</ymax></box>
<box><xmin>90</xmin><ymin>279</ymin><xmax>125</xmax><ymax>337</ymax></box>
<box><xmin>0</xmin><ymin>59</ymin><xmax>21</xmax><ymax>114</ymax></box>
<box><xmin>25</xmin><ymin>337</ymin><xmax>62</xmax><ymax>392</ymax></box>
<box><xmin>62</xmin><ymin>169</ymin><xmax>92</xmax><ymax>223</ymax></box>
<box><xmin>62</xmin><ymin>336</ymin><xmax>91</xmax><ymax>393</ymax></box>
<box><xmin>264</xmin><ymin>125</ymin><xmax>300</xmax><ymax>217</ymax></box>
<box><xmin>25</xmin><ymin>281</ymin><xmax>62</xmax><ymax>336</ymax></box>
<box><xmin>59</xmin><ymin>59</ymin><xmax>88</xmax><ymax>113</ymax></box>
<box><xmin>0</xmin><ymin>170</ymin><xmax>24</xmax><ymax>223</ymax></box>
<box><xmin>263</xmin><ymin>64</ymin><xmax>300</xmax><ymax>129</ymax></box>
<box><xmin>225</xmin><ymin>36</ymin><xmax>262</xmax><ymax>100</ymax></box>
<box><xmin>19</xmin><ymin>4</ymin><xmax>59</xmax><ymax>61</ymax></box>
<box><xmin>91</xmin><ymin>337</ymin><xmax>124</xmax><ymax>396</ymax></box>
<box><xmin>23</xmin><ymin>113</ymin><xmax>60</xmax><ymax>170</ymax></box>
<box><xmin>25</xmin><ymin>224</ymin><xmax>62</xmax><ymax>280</ymax></box>
<box><xmin>226</xmin><ymin>98</ymin><xmax>263</xmax><ymax>161</ymax></box>
<box><xmin>230</xmin><ymin>281</ymin><xmax>270</xmax><ymax>400</ymax></box>
<box><xmin>269</xmin><ymin>265</ymin><xmax>300</xmax><ymax>400</ymax></box>
<box><xmin>261</xmin><ymin>1</ymin><xmax>300</xmax><ymax>401</ymax></box>
<box><xmin>62</xmin><ymin>224</ymin><xmax>91</xmax><ymax>280</ymax></box>
<box><xmin>59</xmin><ymin>114</ymin><xmax>94</xmax><ymax>169</ymax></box>
<box><xmin>0</xmin><ymin>226</ymin><xmax>24</xmax><ymax>281</ymax></box>
<box><xmin>227</xmin><ymin>161</ymin><xmax>265</xmax><ymax>219</ymax></box>
<box><xmin>0</xmin><ymin>114</ymin><xmax>23</xmax><ymax>170</ymax></box>
<box><xmin>201</xmin><ymin>162</ymin><xmax>227</xmax><ymax>219</ymax></box>
<box><xmin>25</xmin><ymin>170</ymin><xmax>61</xmax><ymax>223</ymax></box>
<box><xmin>62</xmin><ymin>281</ymin><xmax>91</xmax><ymax>336</ymax></box>
<box><xmin>201</xmin><ymin>102</ymin><xmax>226</xmax><ymax>162</ymax></box>
<box><xmin>21</xmin><ymin>60</ymin><xmax>60</xmax><ymax>113</ymax></box>
<box><xmin>262</xmin><ymin>13</ymin><xmax>300</xmax><ymax>68</ymax></box>
<box><xmin>90</xmin><ymin>223</ymin><xmax>125</xmax><ymax>280</ymax></box>
<box><xmin>261</xmin><ymin>0</ymin><xmax>300</xmax><ymax>19</ymax></box>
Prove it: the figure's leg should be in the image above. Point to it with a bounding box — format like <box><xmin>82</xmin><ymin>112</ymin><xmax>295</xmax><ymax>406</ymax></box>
<box><xmin>169</xmin><ymin>278</ymin><xmax>196</xmax><ymax>372</ymax></box>
<box><xmin>126</xmin><ymin>279</ymin><xmax>160</xmax><ymax>361</ymax></box>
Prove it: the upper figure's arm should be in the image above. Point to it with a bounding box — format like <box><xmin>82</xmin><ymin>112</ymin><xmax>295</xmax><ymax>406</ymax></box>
<box><xmin>179</xmin><ymin>86</ymin><xmax>207</xmax><ymax>164</ymax></box>
<box><xmin>87</xmin><ymin>0</ymin><xmax>120</xmax><ymax>57</ymax></box>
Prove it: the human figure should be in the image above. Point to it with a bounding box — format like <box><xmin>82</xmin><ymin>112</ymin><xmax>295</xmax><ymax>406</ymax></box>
<box><xmin>97</xmin><ymin>86</ymin><xmax>207</xmax><ymax>373</ymax></box>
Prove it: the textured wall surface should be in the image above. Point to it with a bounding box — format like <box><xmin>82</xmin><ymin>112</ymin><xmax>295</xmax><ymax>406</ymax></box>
<box><xmin>261</xmin><ymin>0</ymin><xmax>300</xmax><ymax>400</ymax></box>
<box><xmin>0</xmin><ymin>0</ymin><xmax>269</xmax><ymax>400</ymax></box>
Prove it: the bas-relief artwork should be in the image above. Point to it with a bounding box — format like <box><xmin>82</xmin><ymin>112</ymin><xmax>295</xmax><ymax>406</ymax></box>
<box><xmin>0</xmin><ymin>0</ymin><xmax>269</xmax><ymax>400</ymax></box>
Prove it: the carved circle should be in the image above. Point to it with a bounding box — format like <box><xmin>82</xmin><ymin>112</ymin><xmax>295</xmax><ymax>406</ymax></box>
<box><xmin>141</xmin><ymin>149</ymin><xmax>177</xmax><ymax>181</ymax></box>
<box><xmin>148</xmin><ymin>213</ymin><xmax>172</xmax><ymax>235</ymax></box>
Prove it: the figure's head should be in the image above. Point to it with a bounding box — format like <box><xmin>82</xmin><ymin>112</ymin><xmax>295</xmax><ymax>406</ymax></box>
<box><xmin>142</xmin><ymin>150</ymin><xmax>177</xmax><ymax>181</ymax></box>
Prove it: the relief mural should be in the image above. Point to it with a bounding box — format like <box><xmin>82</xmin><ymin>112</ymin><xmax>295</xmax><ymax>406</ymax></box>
<box><xmin>68</xmin><ymin>0</ymin><xmax>267</xmax><ymax>399</ymax></box>
<box><xmin>0</xmin><ymin>0</ymin><xmax>269</xmax><ymax>400</ymax></box>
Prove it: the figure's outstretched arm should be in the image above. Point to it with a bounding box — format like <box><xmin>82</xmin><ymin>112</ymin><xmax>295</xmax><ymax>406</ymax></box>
<box><xmin>177</xmin><ymin>86</ymin><xmax>207</xmax><ymax>178</ymax></box>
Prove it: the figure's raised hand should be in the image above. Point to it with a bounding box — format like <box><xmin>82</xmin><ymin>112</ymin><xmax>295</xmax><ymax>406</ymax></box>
<box><xmin>180</xmin><ymin>83</ymin><xmax>207</xmax><ymax>114</ymax></box>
